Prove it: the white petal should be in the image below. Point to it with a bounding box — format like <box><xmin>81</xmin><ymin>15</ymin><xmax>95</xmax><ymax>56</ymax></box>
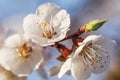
<box><xmin>73</xmin><ymin>43</ymin><xmax>86</xmax><ymax>58</ymax></box>
<box><xmin>27</xmin><ymin>44</ymin><xmax>43</xmax><ymax>71</ymax></box>
<box><xmin>93</xmin><ymin>36</ymin><xmax>116</xmax><ymax>55</ymax></box>
<box><xmin>30</xmin><ymin>35</ymin><xmax>55</xmax><ymax>46</ymax></box>
<box><xmin>91</xmin><ymin>53</ymin><xmax>111</xmax><ymax>74</ymax></box>
<box><xmin>23</xmin><ymin>14</ymin><xmax>42</xmax><ymax>36</ymax></box>
<box><xmin>83</xmin><ymin>35</ymin><xmax>101</xmax><ymax>44</ymax></box>
<box><xmin>48</xmin><ymin>64</ymin><xmax>62</xmax><ymax>77</ymax></box>
<box><xmin>49</xmin><ymin>10</ymin><xmax>70</xmax><ymax>43</ymax></box>
<box><xmin>4</xmin><ymin>34</ymin><xmax>25</xmax><ymax>48</ymax></box>
<box><xmin>0</xmin><ymin>48</ymin><xmax>18</xmax><ymax>70</ymax></box>
<box><xmin>36</xmin><ymin>2</ymin><xmax>60</xmax><ymax>20</ymax></box>
<box><xmin>92</xmin><ymin>36</ymin><xmax>116</xmax><ymax>74</ymax></box>
<box><xmin>0</xmin><ymin>66</ymin><xmax>26</xmax><ymax>80</ymax></box>
<box><xmin>52</xmin><ymin>10</ymin><xmax>70</xmax><ymax>29</ymax></box>
<box><xmin>71</xmin><ymin>56</ymin><xmax>91</xmax><ymax>80</ymax></box>
<box><xmin>58</xmin><ymin>58</ymin><xmax>72</xmax><ymax>78</ymax></box>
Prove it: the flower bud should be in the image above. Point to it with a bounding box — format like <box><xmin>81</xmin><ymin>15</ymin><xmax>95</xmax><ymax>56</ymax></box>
<box><xmin>81</xmin><ymin>19</ymin><xmax>108</xmax><ymax>32</ymax></box>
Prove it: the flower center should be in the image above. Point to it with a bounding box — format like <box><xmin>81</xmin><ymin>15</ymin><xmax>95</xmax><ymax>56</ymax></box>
<box><xmin>80</xmin><ymin>44</ymin><xmax>108</xmax><ymax>70</ymax></box>
<box><xmin>16</xmin><ymin>43</ymin><xmax>32</xmax><ymax>60</ymax></box>
<box><xmin>37</xmin><ymin>20</ymin><xmax>57</xmax><ymax>39</ymax></box>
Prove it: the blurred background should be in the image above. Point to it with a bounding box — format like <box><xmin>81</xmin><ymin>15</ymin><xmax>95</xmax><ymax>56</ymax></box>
<box><xmin>0</xmin><ymin>0</ymin><xmax>120</xmax><ymax>80</ymax></box>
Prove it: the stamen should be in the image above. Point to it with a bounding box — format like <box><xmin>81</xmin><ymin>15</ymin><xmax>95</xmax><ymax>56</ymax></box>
<box><xmin>87</xmin><ymin>47</ymin><xmax>101</xmax><ymax>58</ymax></box>
<box><xmin>81</xmin><ymin>44</ymin><xmax>106</xmax><ymax>69</ymax></box>
<box><xmin>84</xmin><ymin>55</ymin><xmax>92</xmax><ymax>65</ymax></box>
<box><xmin>16</xmin><ymin>44</ymin><xmax>32</xmax><ymax>60</ymax></box>
<box><xmin>96</xmin><ymin>63</ymin><xmax>104</xmax><ymax>68</ymax></box>
<box><xmin>92</xmin><ymin>45</ymin><xmax>107</xmax><ymax>53</ymax></box>
<box><xmin>84</xmin><ymin>50</ymin><xmax>93</xmax><ymax>60</ymax></box>
<box><xmin>84</xmin><ymin>53</ymin><xmax>95</xmax><ymax>64</ymax></box>
<box><xmin>84</xmin><ymin>55</ymin><xmax>94</xmax><ymax>69</ymax></box>
<box><xmin>92</xmin><ymin>45</ymin><xmax>108</xmax><ymax>57</ymax></box>
<box><xmin>37</xmin><ymin>19</ymin><xmax>57</xmax><ymax>39</ymax></box>
<box><xmin>82</xmin><ymin>56</ymin><xmax>88</xmax><ymax>70</ymax></box>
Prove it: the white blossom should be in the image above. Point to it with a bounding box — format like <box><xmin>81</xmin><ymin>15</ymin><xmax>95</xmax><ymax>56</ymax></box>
<box><xmin>0</xmin><ymin>34</ymin><xmax>43</xmax><ymax>77</ymax></box>
<box><xmin>0</xmin><ymin>65</ymin><xmax>26</xmax><ymax>80</ymax></box>
<box><xmin>23</xmin><ymin>2</ymin><xmax>70</xmax><ymax>46</ymax></box>
<box><xmin>38</xmin><ymin>50</ymin><xmax>51</xmax><ymax>78</ymax></box>
<box><xmin>48</xmin><ymin>64</ymin><xmax>62</xmax><ymax>77</ymax></box>
<box><xmin>0</xmin><ymin>27</ymin><xmax>6</xmax><ymax>48</ymax></box>
<box><xmin>58</xmin><ymin>35</ymin><xmax>116</xmax><ymax>80</ymax></box>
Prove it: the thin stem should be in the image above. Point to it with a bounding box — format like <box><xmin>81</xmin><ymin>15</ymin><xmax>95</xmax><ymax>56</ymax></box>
<box><xmin>56</xmin><ymin>29</ymin><xmax>84</xmax><ymax>43</ymax></box>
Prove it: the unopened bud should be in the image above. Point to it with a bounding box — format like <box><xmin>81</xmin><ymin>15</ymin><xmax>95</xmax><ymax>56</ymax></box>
<box><xmin>81</xmin><ymin>19</ymin><xmax>108</xmax><ymax>32</ymax></box>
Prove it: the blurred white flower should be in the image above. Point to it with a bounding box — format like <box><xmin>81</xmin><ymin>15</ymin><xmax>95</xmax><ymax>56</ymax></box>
<box><xmin>0</xmin><ymin>65</ymin><xmax>26</xmax><ymax>80</ymax></box>
<box><xmin>38</xmin><ymin>50</ymin><xmax>51</xmax><ymax>79</ymax></box>
<box><xmin>0</xmin><ymin>34</ymin><xmax>43</xmax><ymax>77</ymax></box>
<box><xmin>2</xmin><ymin>14</ymin><xmax>24</xmax><ymax>35</ymax></box>
<box><xmin>23</xmin><ymin>2</ymin><xmax>70</xmax><ymax>46</ymax></box>
<box><xmin>58</xmin><ymin>35</ymin><xmax>116</xmax><ymax>80</ymax></box>
<box><xmin>0</xmin><ymin>27</ymin><xmax>6</xmax><ymax>48</ymax></box>
<box><xmin>48</xmin><ymin>64</ymin><xmax>62</xmax><ymax>77</ymax></box>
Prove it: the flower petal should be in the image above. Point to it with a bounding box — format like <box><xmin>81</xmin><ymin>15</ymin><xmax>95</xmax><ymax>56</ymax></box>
<box><xmin>0</xmin><ymin>66</ymin><xmax>26</xmax><ymax>80</ymax></box>
<box><xmin>36</xmin><ymin>2</ymin><xmax>60</xmax><ymax>21</ymax></box>
<box><xmin>71</xmin><ymin>56</ymin><xmax>91</xmax><ymax>80</ymax></box>
<box><xmin>52</xmin><ymin>10</ymin><xmax>70</xmax><ymax>29</ymax></box>
<box><xmin>93</xmin><ymin>36</ymin><xmax>116</xmax><ymax>55</ymax></box>
<box><xmin>91</xmin><ymin>53</ymin><xmax>111</xmax><ymax>74</ymax></box>
<box><xmin>23</xmin><ymin>14</ymin><xmax>42</xmax><ymax>36</ymax></box>
<box><xmin>0</xmin><ymin>48</ymin><xmax>18</xmax><ymax>70</ymax></box>
<box><xmin>83</xmin><ymin>35</ymin><xmax>101</xmax><ymax>44</ymax></box>
<box><xmin>30</xmin><ymin>35</ymin><xmax>55</xmax><ymax>46</ymax></box>
<box><xmin>49</xmin><ymin>10</ymin><xmax>70</xmax><ymax>43</ymax></box>
<box><xmin>58</xmin><ymin>58</ymin><xmax>72</xmax><ymax>78</ymax></box>
<box><xmin>27</xmin><ymin>44</ymin><xmax>43</xmax><ymax>71</ymax></box>
<box><xmin>92</xmin><ymin>36</ymin><xmax>116</xmax><ymax>74</ymax></box>
<box><xmin>4</xmin><ymin>34</ymin><xmax>25</xmax><ymax>48</ymax></box>
<box><xmin>73</xmin><ymin>43</ymin><xmax>86</xmax><ymax>58</ymax></box>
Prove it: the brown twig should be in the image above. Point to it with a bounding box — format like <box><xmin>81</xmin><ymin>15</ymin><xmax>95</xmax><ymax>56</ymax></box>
<box><xmin>56</xmin><ymin>29</ymin><xmax>84</xmax><ymax>44</ymax></box>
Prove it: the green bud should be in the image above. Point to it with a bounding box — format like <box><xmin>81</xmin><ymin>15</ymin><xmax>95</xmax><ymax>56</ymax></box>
<box><xmin>85</xmin><ymin>19</ymin><xmax>108</xmax><ymax>32</ymax></box>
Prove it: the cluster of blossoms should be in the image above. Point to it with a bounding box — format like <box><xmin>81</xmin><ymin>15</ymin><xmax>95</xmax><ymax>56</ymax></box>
<box><xmin>0</xmin><ymin>2</ymin><xmax>116</xmax><ymax>80</ymax></box>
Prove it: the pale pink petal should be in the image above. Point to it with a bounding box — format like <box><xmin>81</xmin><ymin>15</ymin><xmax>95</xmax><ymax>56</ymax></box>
<box><xmin>58</xmin><ymin>58</ymin><xmax>72</xmax><ymax>78</ymax></box>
